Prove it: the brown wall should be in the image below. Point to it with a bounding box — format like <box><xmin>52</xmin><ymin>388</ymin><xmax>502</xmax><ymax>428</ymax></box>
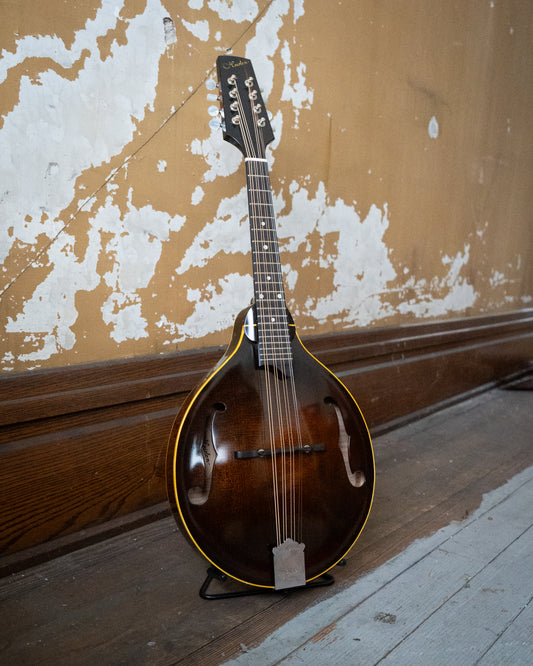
<box><xmin>1</xmin><ymin>0</ymin><xmax>532</xmax><ymax>373</ymax></box>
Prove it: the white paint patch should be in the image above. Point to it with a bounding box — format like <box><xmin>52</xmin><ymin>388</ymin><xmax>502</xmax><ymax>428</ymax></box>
<box><xmin>190</xmin><ymin>126</ymin><xmax>242</xmax><ymax>182</ymax></box>
<box><xmin>245</xmin><ymin>0</ymin><xmax>291</xmax><ymax>100</ymax></box>
<box><xmin>177</xmin><ymin>187</ymin><xmax>249</xmax><ymax>275</ymax></box>
<box><xmin>489</xmin><ymin>269</ymin><xmax>508</xmax><ymax>288</ymax></box>
<box><xmin>428</xmin><ymin>115</ymin><xmax>439</xmax><ymax>139</ymax></box>
<box><xmin>280</xmin><ymin>41</ymin><xmax>314</xmax><ymax>128</ymax></box>
<box><xmin>158</xmin><ymin>273</ymin><xmax>253</xmax><ymax>343</ymax></box>
<box><xmin>397</xmin><ymin>245</ymin><xmax>477</xmax><ymax>317</ymax></box>
<box><xmin>0</xmin><ymin>0</ymin><xmax>168</xmax><ymax>268</ymax></box>
<box><xmin>207</xmin><ymin>0</ymin><xmax>259</xmax><ymax>23</ymax></box>
<box><xmin>279</xmin><ymin>182</ymin><xmax>396</xmax><ymax>326</ymax></box>
<box><xmin>191</xmin><ymin>185</ymin><xmax>205</xmax><ymax>205</ymax></box>
<box><xmin>98</xmin><ymin>193</ymin><xmax>186</xmax><ymax>343</ymax></box>
<box><xmin>0</xmin><ymin>0</ymin><xmax>122</xmax><ymax>84</ymax></box>
<box><xmin>4</xmin><ymin>191</ymin><xmax>185</xmax><ymax>362</ymax></box>
<box><xmin>5</xmin><ymin>227</ymin><xmax>101</xmax><ymax>362</ymax></box>
<box><xmin>181</xmin><ymin>19</ymin><xmax>209</xmax><ymax>42</ymax></box>
<box><xmin>293</xmin><ymin>0</ymin><xmax>305</xmax><ymax>22</ymax></box>
<box><xmin>188</xmin><ymin>0</ymin><xmax>204</xmax><ymax>9</ymax></box>
<box><xmin>157</xmin><ymin>160</ymin><xmax>167</xmax><ymax>172</ymax></box>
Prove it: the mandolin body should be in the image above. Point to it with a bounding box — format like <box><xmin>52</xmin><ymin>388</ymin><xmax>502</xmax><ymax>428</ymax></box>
<box><xmin>166</xmin><ymin>306</ymin><xmax>375</xmax><ymax>588</ymax></box>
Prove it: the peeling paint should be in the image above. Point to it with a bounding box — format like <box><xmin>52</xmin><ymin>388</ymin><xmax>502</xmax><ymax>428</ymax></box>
<box><xmin>181</xmin><ymin>19</ymin><xmax>209</xmax><ymax>42</ymax></box>
<box><xmin>190</xmin><ymin>128</ymin><xmax>242</xmax><ymax>182</ymax></box>
<box><xmin>428</xmin><ymin>116</ymin><xmax>439</xmax><ymax>139</ymax></box>
<box><xmin>1</xmin><ymin>0</ymin><xmax>168</xmax><ymax>269</ymax></box>
<box><xmin>207</xmin><ymin>0</ymin><xmax>259</xmax><ymax>23</ymax></box>
<box><xmin>279</xmin><ymin>183</ymin><xmax>396</xmax><ymax>326</ymax></box>
<box><xmin>191</xmin><ymin>186</ymin><xmax>205</xmax><ymax>205</ymax></box>
<box><xmin>280</xmin><ymin>41</ymin><xmax>313</xmax><ymax>128</ymax></box>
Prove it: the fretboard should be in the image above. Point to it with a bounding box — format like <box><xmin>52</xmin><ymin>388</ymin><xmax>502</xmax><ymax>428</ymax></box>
<box><xmin>245</xmin><ymin>158</ymin><xmax>291</xmax><ymax>368</ymax></box>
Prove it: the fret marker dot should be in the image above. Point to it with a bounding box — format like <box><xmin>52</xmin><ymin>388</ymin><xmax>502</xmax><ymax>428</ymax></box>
<box><xmin>267</xmin><ymin>276</ymin><xmax>271</xmax><ymax>281</ymax></box>
<box><xmin>271</xmin><ymin>317</ymin><xmax>276</xmax><ymax>322</ymax></box>
<box><xmin>259</xmin><ymin>294</ymin><xmax>264</xmax><ymax>299</ymax></box>
<box><xmin>277</xmin><ymin>293</ymin><xmax>282</xmax><ymax>299</ymax></box>
<box><xmin>263</xmin><ymin>244</ymin><xmax>268</xmax><ymax>250</ymax></box>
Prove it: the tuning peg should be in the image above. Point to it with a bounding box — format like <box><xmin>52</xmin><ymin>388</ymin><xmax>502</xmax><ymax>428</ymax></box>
<box><xmin>207</xmin><ymin>93</ymin><xmax>219</xmax><ymax>102</ymax></box>
<box><xmin>206</xmin><ymin>79</ymin><xmax>217</xmax><ymax>90</ymax></box>
<box><xmin>208</xmin><ymin>105</ymin><xmax>219</xmax><ymax>117</ymax></box>
<box><xmin>209</xmin><ymin>118</ymin><xmax>225</xmax><ymax>130</ymax></box>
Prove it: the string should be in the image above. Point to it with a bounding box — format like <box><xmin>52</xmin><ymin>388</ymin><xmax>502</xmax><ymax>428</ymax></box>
<box><xmin>235</xmin><ymin>76</ymin><xmax>305</xmax><ymax>547</ymax></box>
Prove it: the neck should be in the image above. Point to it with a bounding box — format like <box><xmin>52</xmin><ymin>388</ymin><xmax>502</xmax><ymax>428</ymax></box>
<box><xmin>245</xmin><ymin>157</ymin><xmax>291</xmax><ymax>368</ymax></box>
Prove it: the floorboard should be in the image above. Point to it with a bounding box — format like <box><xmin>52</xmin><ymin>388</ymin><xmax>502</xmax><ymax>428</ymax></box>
<box><xmin>253</xmin><ymin>467</ymin><xmax>533</xmax><ymax>665</ymax></box>
<box><xmin>0</xmin><ymin>387</ymin><xmax>531</xmax><ymax>666</ymax></box>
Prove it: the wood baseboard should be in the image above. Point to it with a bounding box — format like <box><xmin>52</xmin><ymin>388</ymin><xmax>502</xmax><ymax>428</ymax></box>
<box><xmin>1</xmin><ymin>309</ymin><xmax>532</xmax><ymax>573</ymax></box>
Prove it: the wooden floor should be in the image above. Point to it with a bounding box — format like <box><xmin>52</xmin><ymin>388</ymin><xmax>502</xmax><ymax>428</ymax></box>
<box><xmin>1</xmin><ymin>386</ymin><xmax>532</xmax><ymax>665</ymax></box>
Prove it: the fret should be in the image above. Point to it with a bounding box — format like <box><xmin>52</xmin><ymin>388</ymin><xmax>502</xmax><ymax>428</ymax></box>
<box><xmin>258</xmin><ymin>329</ymin><xmax>290</xmax><ymax>334</ymax></box>
<box><xmin>252</xmin><ymin>258</ymin><xmax>281</xmax><ymax>268</ymax></box>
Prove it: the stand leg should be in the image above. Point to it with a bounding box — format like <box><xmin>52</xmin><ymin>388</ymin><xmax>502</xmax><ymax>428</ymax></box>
<box><xmin>199</xmin><ymin>566</ymin><xmax>335</xmax><ymax>600</ymax></box>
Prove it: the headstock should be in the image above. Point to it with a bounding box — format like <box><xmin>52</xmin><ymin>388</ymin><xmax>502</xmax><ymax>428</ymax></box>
<box><xmin>216</xmin><ymin>55</ymin><xmax>274</xmax><ymax>159</ymax></box>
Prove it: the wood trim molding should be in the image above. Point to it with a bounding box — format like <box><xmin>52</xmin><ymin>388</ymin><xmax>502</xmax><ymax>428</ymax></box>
<box><xmin>1</xmin><ymin>309</ymin><xmax>532</xmax><ymax>573</ymax></box>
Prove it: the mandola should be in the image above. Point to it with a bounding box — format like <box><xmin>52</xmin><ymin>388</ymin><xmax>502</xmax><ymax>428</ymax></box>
<box><xmin>166</xmin><ymin>55</ymin><xmax>375</xmax><ymax>590</ymax></box>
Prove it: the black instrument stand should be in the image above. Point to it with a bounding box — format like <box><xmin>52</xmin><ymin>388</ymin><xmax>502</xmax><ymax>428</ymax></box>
<box><xmin>199</xmin><ymin>562</ymin><xmax>345</xmax><ymax>600</ymax></box>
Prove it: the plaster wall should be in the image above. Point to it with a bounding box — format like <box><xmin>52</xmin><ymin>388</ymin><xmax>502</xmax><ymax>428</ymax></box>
<box><xmin>1</xmin><ymin>0</ymin><xmax>532</xmax><ymax>373</ymax></box>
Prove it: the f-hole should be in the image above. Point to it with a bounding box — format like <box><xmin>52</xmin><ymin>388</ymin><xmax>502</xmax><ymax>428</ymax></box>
<box><xmin>187</xmin><ymin>402</ymin><xmax>226</xmax><ymax>505</ymax></box>
<box><xmin>325</xmin><ymin>397</ymin><xmax>366</xmax><ymax>488</ymax></box>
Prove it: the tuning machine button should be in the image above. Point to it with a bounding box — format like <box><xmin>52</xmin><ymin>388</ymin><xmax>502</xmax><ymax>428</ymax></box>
<box><xmin>206</xmin><ymin>79</ymin><xmax>217</xmax><ymax>90</ymax></box>
<box><xmin>208</xmin><ymin>105</ymin><xmax>220</xmax><ymax>117</ymax></box>
<box><xmin>209</xmin><ymin>118</ymin><xmax>225</xmax><ymax>130</ymax></box>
